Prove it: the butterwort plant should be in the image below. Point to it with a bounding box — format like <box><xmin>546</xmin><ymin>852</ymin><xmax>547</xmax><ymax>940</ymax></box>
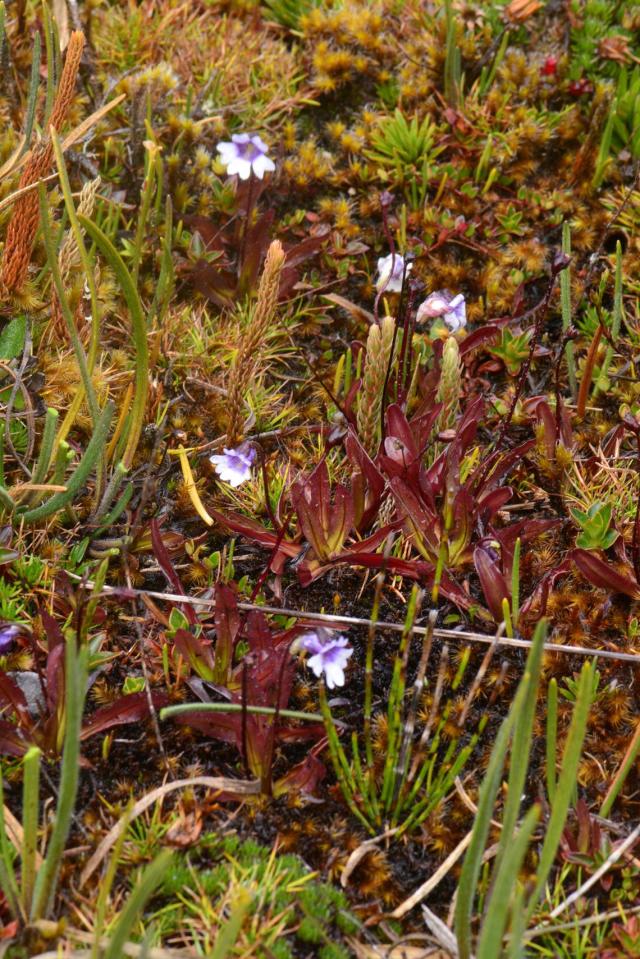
<box><xmin>214</xmin><ymin>130</ymin><xmax>279</xmax><ymax>294</ymax></box>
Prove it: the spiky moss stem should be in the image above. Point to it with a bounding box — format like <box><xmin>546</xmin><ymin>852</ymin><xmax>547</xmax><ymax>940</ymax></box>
<box><xmin>0</xmin><ymin>31</ymin><xmax>84</xmax><ymax>297</ymax></box>
<box><xmin>357</xmin><ymin>316</ymin><xmax>396</xmax><ymax>456</ymax></box>
<box><xmin>226</xmin><ymin>239</ymin><xmax>286</xmax><ymax>445</ymax></box>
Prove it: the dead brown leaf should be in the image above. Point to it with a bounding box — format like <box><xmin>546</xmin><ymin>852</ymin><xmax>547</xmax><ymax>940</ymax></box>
<box><xmin>504</xmin><ymin>0</ymin><xmax>542</xmax><ymax>23</ymax></box>
<box><xmin>165</xmin><ymin>801</ymin><xmax>203</xmax><ymax>848</ymax></box>
<box><xmin>598</xmin><ymin>35</ymin><xmax>632</xmax><ymax>63</ymax></box>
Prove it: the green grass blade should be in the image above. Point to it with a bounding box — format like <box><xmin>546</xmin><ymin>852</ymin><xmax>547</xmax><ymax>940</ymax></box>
<box><xmin>209</xmin><ymin>884</ymin><xmax>254</xmax><ymax>959</ymax></box>
<box><xmin>50</xmin><ymin>131</ymin><xmax>102</xmax><ymax>374</ymax></box>
<box><xmin>454</xmin><ymin>689</ymin><xmax>521</xmax><ymax>959</ymax></box>
<box><xmin>30</xmin><ymin>639</ymin><xmax>89</xmax><ymax>920</ymax></box>
<box><xmin>454</xmin><ymin>622</ymin><xmax>546</xmax><ymax>959</ymax></box>
<box><xmin>525</xmin><ymin>661</ymin><xmax>593</xmax><ymax>921</ymax></box>
<box><xmin>477</xmin><ymin>804</ymin><xmax>540</xmax><ymax>959</ymax></box>
<box><xmin>546</xmin><ymin>678</ymin><xmax>558</xmax><ymax>804</ymax></box>
<box><xmin>21</xmin><ymin>746</ymin><xmax>41</xmax><ymax>915</ymax></box>
<box><xmin>20</xmin><ymin>402</ymin><xmax>114</xmax><ymax>524</ymax></box>
<box><xmin>0</xmin><ymin>768</ymin><xmax>21</xmax><ymax>920</ymax></box>
<box><xmin>103</xmin><ymin>849</ymin><xmax>173</xmax><ymax>959</ymax></box>
<box><xmin>38</xmin><ymin>182</ymin><xmax>100</xmax><ymax>427</ymax></box>
<box><xmin>492</xmin><ymin>620</ymin><xmax>545</xmax><ymax>878</ymax></box>
<box><xmin>600</xmin><ymin>718</ymin><xmax>640</xmax><ymax>818</ymax></box>
<box><xmin>78</xmin><ymin>215</ymin><xmax>149</xmax><ymax>469</ymax></box>
<box><xmin>22</xmin><ymin>31</ymin><xmax>41</xmax><ymax>154</ymax></box>
<box><xmin>30</xmin><ymin>408</ymin><xmax>59</xmax><ymax>488</ymax></box>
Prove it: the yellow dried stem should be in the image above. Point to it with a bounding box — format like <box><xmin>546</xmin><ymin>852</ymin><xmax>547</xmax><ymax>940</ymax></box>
<box><xmin>1</xmin><ymin>31</ymin><xmax>85</xmax><ymax>296</ymax></box>
<box><xmin>226</xmin><ymin>240</ymin><xmax>286</xmax><ymax>445</ymax></box>
<box><xmin>357</xmin><ymin>316</ymin><xmax>395</xmax><ymax>456</ymax></box>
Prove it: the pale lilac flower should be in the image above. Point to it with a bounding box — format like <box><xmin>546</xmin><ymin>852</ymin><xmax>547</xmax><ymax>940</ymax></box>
<box><xmin>0</xmin><ymin>623</ymin><xmax>21</xmax><ymax>654</ymax></box>
<box><xmin>216</xmin><ymin>133</ymin><xmax>275</xmax><ymax>181</ymax></box>
<box><xmin>416</xmin><ymin>290</ymin><xmax>467</xmax><ymax>332</ymax></box>
<box><xmin>299</xmin><ymin>628</ymin><xmax>353</xmax><ymax>689</ymax></box>
<box><xmin>210</xmin><ymin>443</ymin><xmax>256</xmax><ymax>487</ymax></box>
<box><xmin>376</xmin><ymin>253</ymin><xmax>411</xmax><ymax>293</ymax></box>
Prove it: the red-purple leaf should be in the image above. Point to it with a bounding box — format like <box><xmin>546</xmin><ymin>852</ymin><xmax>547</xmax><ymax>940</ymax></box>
<box><xmin>273</xmin><ymin>753</ymin><xmax>326</xmax><ymax>797</ymax></box>
<box><xmin>0</xmin><ymin>671</ymin><xmax>31</xmax><ymax>726</ymax></box>
<box><xmin>45</xmin><ymin>643</ymin><xmax>65</xmax><ymax>714</ymax></box>
<box><xmin>213</xmin><ymin>583</ymin><xmax>240</xmax><ymax>684</ymax></box>
<box><xmin>474</xmin><ymin>546</ymin><xmax>510</xmax><ymax>623</ymax></box>
<box><xmin>81</xmin><ymin>691</ymin><xmax>170</xmax><ymax>740</ymax></box>
<box><xmin>572</xmin><ymin>549</ymin><xmax>640</xmax><ymax>598</ymax></box>
<box><xmin>291</xmin><ymin>460</ymin><xmax>354</xmax><ymax>562</ymax></box>
<box><xmin>0</xmin><ymin>721</ymin><xmax>28</xmax><ymax>757</ymax></box>
<box><xmin>181</xmin><ymin>214</ymin><xmax>225</xmax><ymax>252</ymax></box>
<box><xmin>151</xmin><ymin>519</ymin><xmax>197</xmax><ymax>626</ymax></box>
<box><xmin>385</xmin><ymin>404</ymin><xmax>419</xmax><ymax>460</ymax></box>
<box><xmin>345</xmin><ymin>428</ymin><xmax>385</xmax><ymax>529</ymax></box>
<box><xmin>210</xmin><ymin>509</ymin><xmax>300</xmax><ymax>558</ymax></box>
<box><xmin>282</xmin><ymin>233</ymin><xmax>326</xmax><ymax>270</ymax></box>
<box><xmin>189</xmin><ymin>260</ymin><xmax>236</xmax><ymax>309</ymax></box>
<box><xmin>459</xmin><ymin>324</ymin><xmax>500</xmax><ymax>356</ymax></box>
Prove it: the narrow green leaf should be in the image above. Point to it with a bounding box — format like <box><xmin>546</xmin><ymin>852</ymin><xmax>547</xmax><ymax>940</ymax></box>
<box><xmin>525</xmin><ymin>661</ymin><xmax>593</xmax><ymax>920</ymax></box>
<box><xmin>477</xmin><ymin>804</ymin><xmax>540</xmax><ymax>959</ymax></box>
<box><xmin>78</xmin><ymin>215</ymin><xmax>149</xmax><ymax>469</ymax></box>
<box><xmin>492</xmin><ymin>620</ymin><xmax>545</xmax><ymax>878</ymax></box>
<box><xmin>21</xmin><ymin>746</ymin><xmax>41</xmax><ymax>915</ymax></box>
<box><xmin>103</xmin><ymin>850</ymin><xmax>173</xmax><ymax>959</ymax></box>
<box><xmin>546</xmin><ymin>678</ymin><xmax>558</xmax><ymax>804</ymax></box>
<box><xmin>31</xmin><ymin>640</ymin><xmax>88</xmax><ymax>920</ymax></box>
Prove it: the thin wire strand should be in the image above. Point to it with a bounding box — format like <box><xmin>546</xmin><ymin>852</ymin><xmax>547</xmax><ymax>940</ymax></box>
<box><xmin>67</xmin><ymin>576</ymin><xmax>640</xmax><ymax>665</ymax></box>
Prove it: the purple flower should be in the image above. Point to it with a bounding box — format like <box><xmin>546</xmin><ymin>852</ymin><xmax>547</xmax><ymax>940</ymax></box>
<box><xmin>210</xmin><ymin>443</ymin><xmax>256</xmax><ymax>487</ymax></box>
<box><xmin>0</xmin><ymin>623</ymin><xmax>23</xmax><ymax>655</ymax></box>
<box><xmin>416</xmin><ymin>290</ymin><xmax>467</xmax><ymax>332</ymax></box>
<box><xmin>216</xmin><ymin>133</ymin><xmax>276</xmax><ymax>181</ymax></box>
<box><xmin>376</xmin><ymin>253</ymin><xmax>411</xmax><ymax>294</ymax></box>
<box><xmin>299</xmin><ymin>628</ymin><xmax>353</xmax><ymax>689</ymax></box>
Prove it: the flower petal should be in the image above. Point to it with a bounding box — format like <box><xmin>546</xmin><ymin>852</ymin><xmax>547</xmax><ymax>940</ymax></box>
<box><xmin>226</xmin><ymin>157</ymin><xmax>252</xmax><ymax>180</ymax></box>
<box><xmin>251</xmin><ymin>154</ymin><xmax>276</xmax><ymax>179</ymax></box>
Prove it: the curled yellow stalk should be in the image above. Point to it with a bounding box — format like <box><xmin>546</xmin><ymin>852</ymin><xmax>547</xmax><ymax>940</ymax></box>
<box><xmin>175</xmin><ymin>446</ymin><xmax>213</xmax><ymax>527</ymax></box>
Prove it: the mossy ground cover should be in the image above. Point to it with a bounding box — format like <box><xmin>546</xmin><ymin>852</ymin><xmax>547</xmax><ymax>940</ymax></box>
<box><xmin>1</xmin><ymin>0</ymin><xmax>640</xmax><ymax>956</ymax></box>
